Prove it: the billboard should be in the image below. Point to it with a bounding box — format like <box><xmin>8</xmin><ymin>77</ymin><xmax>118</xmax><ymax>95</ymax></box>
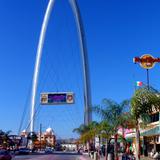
<box><xmin>41</xmin><ymin>92</ymin><xmax>74</xmax><ymax>105</ymax></box>
<box><xmin>133</xmin><ymin>54</ymin><xmax>160</xmax><ymax>69</ymax></box>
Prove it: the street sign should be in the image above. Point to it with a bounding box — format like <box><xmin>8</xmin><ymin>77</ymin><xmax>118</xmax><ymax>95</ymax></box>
<box><xmin>133</xmin><ymin>54</ymin><xmax>160</xmax><ymax>69</ymax></box>
<box><xmin>41</xmin><ymin>92</ymin><xmax>74</xmax><ymax>105</ymax></box>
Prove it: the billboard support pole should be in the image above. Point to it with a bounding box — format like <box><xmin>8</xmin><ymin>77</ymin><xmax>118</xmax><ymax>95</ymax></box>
<box><xmin>146</xmin><ymin>69</ymin><xmax>150</xmax><ymax>90</ymax></box>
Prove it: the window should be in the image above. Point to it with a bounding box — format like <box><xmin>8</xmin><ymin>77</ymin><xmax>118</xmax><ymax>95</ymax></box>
<box><xmin>150</xmin><ymin>113</ymin><xmax>159</xmax><ymax>123</ymax></box>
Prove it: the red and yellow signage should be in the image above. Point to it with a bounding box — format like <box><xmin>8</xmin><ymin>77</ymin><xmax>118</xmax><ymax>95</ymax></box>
<box><xmin>133</xmin><ymin>54</ymin><xmax>160</xmax><ymax>69</ymax></box>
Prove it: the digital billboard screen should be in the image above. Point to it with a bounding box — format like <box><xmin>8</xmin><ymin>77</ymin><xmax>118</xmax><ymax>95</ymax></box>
<box><xmin>41</xmin><ymin>92</ymin><xmax>74</xmax><ymax>105</ymax></box>
<box><xmin>48</xmin><ymin>93</ymin><xmax>66</xmax><ymax>103</ymax></box>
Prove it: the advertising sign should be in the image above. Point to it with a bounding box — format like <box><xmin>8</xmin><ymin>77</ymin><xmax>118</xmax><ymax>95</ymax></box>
<box><xmin>133</xmin><ymin>54</ymin><xmax>160</xmax><ymax>69</ymax></box>
<box><xmin>140</xmin><ymin>54</ymin><xmax>155</xmax><ymax>69</ymax></box>
<box><xmin>41</xmin><ymin>92</ymin><xmax>74</xmax><ymax>105</ymax></box>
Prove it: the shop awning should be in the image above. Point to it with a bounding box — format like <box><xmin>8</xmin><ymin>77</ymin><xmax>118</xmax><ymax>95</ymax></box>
<box><xmin>125</xmin><ymin>133</ymin><xmax>135</xmax><ymax>138</ymax></box>
<box><xmin>141</xmin><ymin>126</ymin><xmax>160</xmax><ymax>136</ymax></box>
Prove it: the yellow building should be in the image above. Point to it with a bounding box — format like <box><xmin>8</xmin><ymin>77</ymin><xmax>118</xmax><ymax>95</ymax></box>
<box><xmin>20</xmin><ymin>127</ymin><xmax>56</xmax><ymax>149</ymax></box>
<box><xmin>37</xmin><ymin>127</ymin><xmax>56</xmax><ymax>148</ymax></box>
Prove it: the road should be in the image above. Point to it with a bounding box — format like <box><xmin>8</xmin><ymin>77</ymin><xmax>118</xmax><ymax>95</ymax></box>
<box><xmin>12</xmin><ymin>152</ymin><xmax>85</xmax><ymax>160</ymax></box>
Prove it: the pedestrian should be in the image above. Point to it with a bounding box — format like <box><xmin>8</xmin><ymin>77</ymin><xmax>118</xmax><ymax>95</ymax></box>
<box><xmin>126</xmin><ymin>143</ymin><xmax>130</xmax><ymax>154</ymax></box>
<box><xmin>129</xmin><ymin>144</ymin><xmax>133</xmax><ymax>154</ymax></box>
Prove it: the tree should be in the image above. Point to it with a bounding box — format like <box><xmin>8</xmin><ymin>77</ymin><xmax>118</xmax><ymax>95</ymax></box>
<box><xmin>73</xmin><ymin>121</ymin><xmax>99</xmax><ymax>151</ymax></box>
<box><xmin>0</xmin><ymin>130</ymin><xmax>12</xmax><ymax>148</ymax></box>
<box><xmin>73</xmin><ymin>124</ymin><xmax>89</xmax><ymax>138</ymax></box>
<box><xmin>131</xmin><ymin>86</ymin><xmax>160</xmax><ymax>160</ymax></box>
<box><xmin>93</xmin><ymin>99</ymin><xmax>130</xmax><ymax>160</ymax></box>
<box><xmin>97</xmin><ymin>120</ymin><xmax>113</xmax><ymax>160</ymax></box>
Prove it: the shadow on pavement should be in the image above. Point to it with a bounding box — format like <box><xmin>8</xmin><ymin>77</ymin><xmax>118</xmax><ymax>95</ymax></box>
<box><xmin>52</xmin><ymin>151</ymin><xmax>82</xmax><ymax>156</ymax></box>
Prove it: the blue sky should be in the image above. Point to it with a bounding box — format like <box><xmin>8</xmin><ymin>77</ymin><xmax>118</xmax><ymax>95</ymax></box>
<box><xmin>0</xmin><ymin>0</ymin><xmax>160</xmax><ymax>138</ymax></box>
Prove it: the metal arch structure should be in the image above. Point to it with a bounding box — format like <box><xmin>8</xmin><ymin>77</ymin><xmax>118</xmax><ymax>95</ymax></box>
<box><xmin>30</xmin><ymin>0</ymin><xmax>92</xmax><ymax>133</ymax></box>
<box><xmin>69</xmin><ymin>0</ymin><xmax>92</xmax><ymax>125</ymax></box>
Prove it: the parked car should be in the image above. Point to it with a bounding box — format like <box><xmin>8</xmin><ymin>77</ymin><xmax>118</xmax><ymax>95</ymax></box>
<box><xmin>0</xmin><ymin>150</ymin><xmax>12</xmax><ymax>160</ymax></box>
<box><xmin>45</xmin><ymin>148</ymin><xmax>53</xmax><ymax>154</ymax></box>
<box><xmin>17</xmin><ymin>148</ymin><xmax>31</xmax><ymax>155</ymax></box>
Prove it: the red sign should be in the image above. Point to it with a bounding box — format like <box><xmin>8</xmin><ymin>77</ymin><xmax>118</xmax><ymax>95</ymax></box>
<box><xmin>133</xmin><ymin>54</ymin><xmax>160</xmax><ymax>69</ymax></box>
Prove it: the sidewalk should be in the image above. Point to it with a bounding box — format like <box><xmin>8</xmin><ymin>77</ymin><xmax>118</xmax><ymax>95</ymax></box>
<box><xmin>141</xmin><ymin>157</ymin><xmax>153</xmax><ymax>160</ymax></box>
<box><xmin>78</xmin><ymin>155</ymin><xmax>91</xmax><ymax>160</ymax></box>
<box><xmin>79</xmin><ymin>154</ymin><xmax>153</xmax><ymax>160</ymax></box>
<box><xmin>78</xmin><ymin>154</ymin><xmax>105</xmax><ymax>160</ymax></box>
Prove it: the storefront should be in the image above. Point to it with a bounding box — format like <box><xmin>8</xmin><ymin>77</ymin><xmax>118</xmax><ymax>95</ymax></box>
<box><xmin>141</xmin><ymin>126</ymin><xmax>160</xmax><ymax>157</ymax></box>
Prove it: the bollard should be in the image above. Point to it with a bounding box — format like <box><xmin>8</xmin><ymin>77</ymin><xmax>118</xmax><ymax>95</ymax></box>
<box><xmin>90</xmin><ymin>152</ymin><xmax>93</xmax><ymax>159</ymax></box>
<box><xmin>94</xmin><ymin>152</ymin><xmax>98</xmax><ymax>160</ymax></box>
<box><xmin>90</xmin><ymin>151</ymin><xmax>94</xmax><ymax>159</ymax></box>
<box><xmin>108</xmin><ymin>153</ymin><xmax>113</xmax><ymax>160</ymax></box>
<box><xmin>91</xmin><ymin>154</ymin><xmax>94</xmax><ymax>159</ymax></box>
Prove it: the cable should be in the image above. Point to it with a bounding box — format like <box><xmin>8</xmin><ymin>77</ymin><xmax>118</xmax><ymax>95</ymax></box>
<box><xmin>18</xmin><ymin>80</ymin><xmax>32</xmax><ymax>135</ymax></box>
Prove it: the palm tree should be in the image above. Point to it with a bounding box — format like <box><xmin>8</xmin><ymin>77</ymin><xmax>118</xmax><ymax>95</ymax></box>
<box><xmin>73</xmin><ymin>124</ymin><xmax>89</xmax><ymax>137</ymax></box>
<box><xmin>131</xmin><ymin>86</ymin><xmax>160</xmax><ymax>160</ymax></box>
<box><xmin>93</xmin><ymin>99</ymin><xmax>130</xmax><ymax>160</ymax></box>
<box><xmin>96</xmin><ymin>120</ymin><xmax>113</xmax><ymax>160</ymax></box>
<box><xmin>84</xmin><ymin>121</ymin><xmax>99</xmax><ymax>140</ymax></box>
<box><xmin>76</xmin><ymin>121</ymin><xmax>114</xmax><ymax>159</ymax></box>
<box><xmin>73</xmin><ymin>121</ymin><xmax>99</xmax><ymax>151</ymax></box>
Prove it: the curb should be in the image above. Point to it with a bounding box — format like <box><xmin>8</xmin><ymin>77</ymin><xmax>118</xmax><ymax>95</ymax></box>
<box><xmin>77</xmin><ymin>156</ymin><xmax>91</xmax><ymax>160</ymax></box>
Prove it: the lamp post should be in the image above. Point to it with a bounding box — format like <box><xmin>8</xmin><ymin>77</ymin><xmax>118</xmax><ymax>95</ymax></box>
<box><xmin>133</xmin><ymin>54</ymin><xmax>160</xmax><ymax>90</ymax></box>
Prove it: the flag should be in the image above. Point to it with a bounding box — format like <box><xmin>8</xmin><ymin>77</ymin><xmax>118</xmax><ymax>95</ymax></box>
<box><xmin>136</xmin><ymin>81</ymin><xmax>143</xmax><ymax>87</ymax></box>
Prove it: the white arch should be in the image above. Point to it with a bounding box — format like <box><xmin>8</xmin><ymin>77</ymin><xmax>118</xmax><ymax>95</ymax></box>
<box><xmin>30</xmin><ymin>0</ymin><xmax>92</xmax><ymax>133</ymax></box>
<box><xmin>69</xmin><ymin>0</ymin><xmax>92</xmax><ymax>125</ymax></box>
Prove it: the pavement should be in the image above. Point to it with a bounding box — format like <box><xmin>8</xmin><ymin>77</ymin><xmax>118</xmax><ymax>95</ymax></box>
<box><xmin>78</xmin><ymin>155</ymin><xmax>92</xmax><ymax>160</ymax></box>
<box><xmin>12</xmin><ymin>151</ymin><xmax>85</xmax><ymax>160</ymax></box>
<box><xmin>79</xmin><ymin>154</ymin><xmax>154</xmax><ymax>160</ymax></box>
<box><xmin>78</xmin><ymin>153</ymin><xmax>104</xmax><ymax>160</ymax></box>
<box><xmin>12</xmin><ymin>151</ymin><xmax>154</xmax><ymax>160</ymax></box>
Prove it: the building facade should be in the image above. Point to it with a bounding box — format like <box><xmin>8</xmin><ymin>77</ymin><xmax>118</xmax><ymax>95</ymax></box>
<box><xmin>20</xmin><ymin>127</ymin><xmax>56</xmax><ymax>149</ymax></box>
<box><xmin>123</xmin><ymin>111</ymin><xmax>160</xmax><ymax>158</ymax></box>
